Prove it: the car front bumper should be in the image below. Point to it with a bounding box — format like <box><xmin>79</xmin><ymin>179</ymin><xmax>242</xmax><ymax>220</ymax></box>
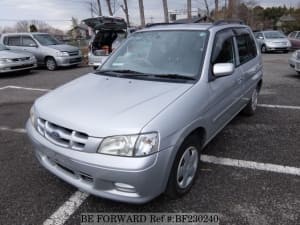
<box><xmin>0</xmin><ymin>60</ymin><xmax>37</xmax><ymax>73</ymax></box>
<box><xmin>55</xmin><ymin>56</ymin><xmax>82</xmax><ymax>67</ymax></box>
<box><xmin>288</xmin><ymin>56</ymin><xmax>300</xmax><ymax>72</ymax></box>
<box><xmin>26</xmin><ymin>120</ymin><xmax>172</xmax><ymax>204</ymax></box>
<box><xmin>88</xmin><ymin>53</ymin><xmax>108</xmax><ymax>67</ymax></box>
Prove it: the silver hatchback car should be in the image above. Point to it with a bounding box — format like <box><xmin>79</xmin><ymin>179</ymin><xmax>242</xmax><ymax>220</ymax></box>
<box><xmin>27</xmin><ymin>22</ymin><xmax>263</xmax><ymax>204</ymax></box>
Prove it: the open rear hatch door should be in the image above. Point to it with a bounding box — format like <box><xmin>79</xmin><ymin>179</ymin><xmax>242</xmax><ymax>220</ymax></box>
<box><xmin>83</xmin><ymin>16</ymin><xmax>127</xmax><ymax>30</ymax></box>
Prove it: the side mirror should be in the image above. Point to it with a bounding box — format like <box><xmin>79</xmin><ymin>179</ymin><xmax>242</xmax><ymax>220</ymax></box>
<box><xmin>213</xmin><ymin>63</ymin><xmax>234</xmax><ymax>77</ymax></box>
<box><xmin>29</xmin><ymin>43</ymin><xmax>38</xmax><ymax>48</ymax></box>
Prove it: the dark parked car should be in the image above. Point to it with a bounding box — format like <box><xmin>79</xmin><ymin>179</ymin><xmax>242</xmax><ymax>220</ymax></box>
<box><xmin>288</xmin><ymin>31</ymin><xmax>300</xmax><ymax>49</ymax></box>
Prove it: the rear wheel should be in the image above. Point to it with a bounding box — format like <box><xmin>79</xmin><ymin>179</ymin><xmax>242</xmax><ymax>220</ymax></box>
<box><xmin>45</xmin><ymin>57</ymin><xmax>57</xmax><ymax>71</ymax></box>
<box><xmin>242</xmin><ymin>87</ymin><xmax>258</xmax><ymax>116</ymax></box>
<box><xmin>166</xmin><ymin>135</ymin><xmax>201</xmax><ymax>198</ymax></box>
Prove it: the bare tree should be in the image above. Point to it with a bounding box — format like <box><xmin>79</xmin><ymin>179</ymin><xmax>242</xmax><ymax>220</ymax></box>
<box><xmin>15</xmin><ymin>20</ymin><xmax>63</xmax><ymax>35</ymax></box>
<box><xmin>16</xmin><ymin>20</ymin><xmax>29</xmax><ymax>32</ymax></box>
<box><xmin>203</xmin><ymin>0</ymin><xmax>209</xmax><ymax>16</ymax></box>
<box><xmin>121</xmin><ymin>0</ymin><xmax>130</xmax><ymax>26</ymax></box>
<box><xmin>139</xmin><ymin>0</ymin><xmax>145</xmax><ymax>27</ymax></box>
<box><xmin>162</xmin><ymin>0</ymin><xmax>169</xmax><ymax>23</ymax></box>
<box><xmin>187</xmin><ymin>0</ymin><xmax>192</xmax><ymax>20</ymax></box>
<box><xmin>215</xmin><ymin>0</ymin><xmax>219</xmax><ymax>19</ymax></box>
<box><xmin>96</xmin><ymin>0</ymin><xmax>103</xmax><ymax>16</ymax></box>
<box><xmin>106</xmin><ymin>0</ymin><xmax>113</xmax><ymax>16</ymax></box>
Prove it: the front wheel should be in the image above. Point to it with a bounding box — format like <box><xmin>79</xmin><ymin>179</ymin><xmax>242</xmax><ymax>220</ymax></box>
<box><xmin>166</xmin><ymin>135</ymin><xmax>201</xmax><ymax>198</ymax></box>
<box><xmin>45</xmin><ymin>57</ymin><xmax>57</xmax><ymax>71</ymax></box>
<box><xmin>242</xmin><ymin>87</ymin><xmax>258</xmax><ymax>116</ymax></box>
<box><xmin>261</xmin><ymin>45</ymin><xmax>267</xmax><ymax>53</ymax></box>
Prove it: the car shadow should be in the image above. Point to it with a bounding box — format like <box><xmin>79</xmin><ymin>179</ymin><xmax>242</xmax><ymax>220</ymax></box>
<box><xmin>0</xmin><ymin>70</ymin><xmax>38</xmax><ymax>79</ymax></box>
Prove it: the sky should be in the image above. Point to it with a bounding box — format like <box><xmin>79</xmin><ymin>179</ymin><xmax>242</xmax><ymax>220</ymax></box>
<box><xmin>0</xmin><ymin>0</ymin><xmax>298</xmax><ymax>31</ymax></box>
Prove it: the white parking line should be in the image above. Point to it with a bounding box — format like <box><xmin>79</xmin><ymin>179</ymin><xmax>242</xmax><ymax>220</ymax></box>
<box><xmin>43</xmin><ymin>191</ymin><xmax>89</xmax><ymax>225</ymax></box>
<box><xmin>201</xmin><ymin>154</ymin><xmax>300</xmax><ymax>176</ymax></box>
<box><xmin>0</xmin><ymin>85</ymin><xmax>50</xmax><ymax>92</ymax></box>
<box><xmin>258</xmin><ymin>103</ymin><xmax>300</xmax><ymax>110</ymax></box>
<box><xmin>2</xmin><ymin>126</ymin><xmax>300</xmax><ymax>224</ymax></box>
<box><xmin>0</xmin><ymin>126</ymin><xmax>26</xmax><ymax>133</ymax></box>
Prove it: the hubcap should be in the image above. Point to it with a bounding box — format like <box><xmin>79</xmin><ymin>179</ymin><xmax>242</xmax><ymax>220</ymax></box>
<box><xmin>47</xmin><ymin>59</ymin><xmax>56</xmax><ymax>70</ymax></box>
<box><xmin>251</xmin><ymin>89</ymin><xmax>258</xmax><ymax>110</ymax></box>
<box><xmin>176</xmin><ymin>146</ymin><xmax>199</xmax><ymax>189</ymax></box>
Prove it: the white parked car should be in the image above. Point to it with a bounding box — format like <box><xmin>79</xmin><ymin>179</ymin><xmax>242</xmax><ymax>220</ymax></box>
<box><xmin>0</xmin><ymin>43</ymin><xmax>37</xmax><ymax>73</ymax></box>
<box><xmin>289</xmin><ymin>50</ymin><xmax>300</xmax><ymax>74</ymax></box>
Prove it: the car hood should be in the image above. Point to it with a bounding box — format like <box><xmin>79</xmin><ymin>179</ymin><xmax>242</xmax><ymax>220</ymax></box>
<box><xmin>48</xmin><ymin>44</ymin><xmax>79</xmax><ymax>52</ymax></box>
<box><xmin>265</xmin><ymin>38</ymin><xmax>289</xmax><ymax>43</ymax></box>
<box><xmin>36</xmin><ymin>73</ymin><xmax>193</xmax><ymax>137</ymax></box>
<box><xmin>0</xmin><ymin>50</ymin><xmax>32</xmax><ymax>59</ymax></box>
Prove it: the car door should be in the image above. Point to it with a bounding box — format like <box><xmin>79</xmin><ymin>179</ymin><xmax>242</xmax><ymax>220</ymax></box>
<box><xmin>295</xmin><ymin>32</ymin><xmax>300</xmax><ymax>49</ymax></box>
<box><xmin>208</xmin><ymin>29</ymin><xmax>244</xmax><ymax>134</ymax></box>
<box><xmin>288</xmin><ymin>32</ymin><xmax>297</xmax><ymax>49</ymax></box>
<box><xmin>235</xmin><ymin>29</ymin><xmax>262</xmax><ymax>106</ymax></box>
<box><xmin>21</xmin><ymin>35</ymin><xmax>43</xmax><ymax>64</ymax></box>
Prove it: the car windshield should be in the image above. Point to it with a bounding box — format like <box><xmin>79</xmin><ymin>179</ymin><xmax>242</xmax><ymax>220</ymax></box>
<box><xmin>33</xmin><ymin>34</ymin><xmax>61</xmax><ymax>46</ymax></box>
<box><xmin>0</xmin><ymin>44</ymin><xmax>9</xmax><ymax>51</ymax></box>
<box><xmin>99</xmin><ymin>30</ymin><xmax>208</xmax><ymax>80</ymax></box>
<box><xmin>264</xmin><ymin>31</ymin><xmax>286</xmax><ymax>39</ymax></box>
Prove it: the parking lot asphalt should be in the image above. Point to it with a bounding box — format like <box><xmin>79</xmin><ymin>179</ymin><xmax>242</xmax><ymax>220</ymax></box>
<box><xmin>0</xmin><ymin>54</ymin><xmax>300</xmax><ymax>225</ymax></box>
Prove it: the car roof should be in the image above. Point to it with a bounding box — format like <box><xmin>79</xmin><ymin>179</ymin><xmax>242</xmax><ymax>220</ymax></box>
<box><xmin>2</xmin><ymin>32</ymin><xmax>49</xmax><ymax>36</ymax></box>
<box><xmin>140</xmin><ymin>23</ymin><xmax>248</xmax><ymax>33</ymax></box>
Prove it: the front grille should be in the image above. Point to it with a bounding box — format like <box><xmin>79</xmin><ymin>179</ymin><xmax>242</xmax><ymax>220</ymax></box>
<box><xmin>37</xmin><ymin>118</ymin><xmax>88</xmax><ymax>151</ymax></box>
<box><xmin>69</xmin><ymin>57</ymin><xmax>81</xmax><ymax>63</ymax></box>
<box><xmin>68</xmin><ymin>51</ymin><xmax>79</xmax><ymax>56</ymax></box>
<box><xmin>10</xmin><ymin>64</ymin><xmax>34</xmax><ymax>70</ymax></box>
<box><xmin>12</xmin><ymin>57</ymin><xmax>30</xmax><ymax>62</ymax></box>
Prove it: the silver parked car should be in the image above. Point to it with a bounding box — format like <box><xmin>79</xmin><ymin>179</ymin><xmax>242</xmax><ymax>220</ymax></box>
<box><xmin>0</xmin><ymin>43</ymin><xmax>37</xmax><ymax>73</ymax></box>
<box><xmin>254</xmin><ymin>30</ymin><xmax>291</xmax><ymax>53</ymax></box>
<box><xmin>83</xmin><ymin>16</ymin><xmax>127</xmax><ymax>69</ymax></box>
<box><xmin>288</xmin><ymin>50</ymin><xmax>300</xmax><ymax>74</ymax></box>
<box><xmin>0</xmin><ymin>33</ymin><xmax>82</xmax><ymax>70</ymax></box>
<box><xmin>27</xmin><ymin>22</ymin><xmax>263</xmax><ymax>204</ymax></box>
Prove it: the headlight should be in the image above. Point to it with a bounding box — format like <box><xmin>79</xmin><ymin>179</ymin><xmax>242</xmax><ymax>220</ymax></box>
<box><xmin>29</xmin><ymin>55</ymin><xmax>36</xmax><ymax>61</ymax></box>
<box><xmin>30</xmin><ymin>106</ymin><xmax>37</xmax><ymax>128</ymax></box>
<box><xmin>0</xmin><ymin>58</ymin><xmax>13</xmax><ymax>64</ymax></box>
<box><xmin>56</xmin><ymin>51</ymin><xmax>69</xmax><ymax>57</ymax></box>
<box><xmin>98</xmin><ymin>133</ymin><xmax>159</xmax><ymax>157</ymax></box>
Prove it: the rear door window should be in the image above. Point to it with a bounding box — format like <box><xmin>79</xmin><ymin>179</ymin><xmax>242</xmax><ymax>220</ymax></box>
<box><xmin>235</xmin><ymin>31</ymin><xmax>257</xmax><ymax>65</ymax></box>
<box><xmin>6</xmin><ymin>36</ymin><xmax>21</xmax><ymax>46</ymax></box>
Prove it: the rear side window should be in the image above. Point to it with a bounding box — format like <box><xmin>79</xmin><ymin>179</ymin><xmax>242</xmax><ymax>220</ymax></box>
<box><xmin>6</xmin><ymin>36</ymin><xmax>21</xmax><ymax>46</ymax></box>
<box><xmin>289</xmin><ymin>32</ymin><xmax>297</xmax><ymax>38</ymax></box>
<box><xmin>236</xmin><ymin>33</ymin><xmax>257</xmax><ymax>65</ymax></box>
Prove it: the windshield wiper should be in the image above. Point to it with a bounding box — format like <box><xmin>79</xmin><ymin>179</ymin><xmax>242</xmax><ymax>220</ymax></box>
<box><xmin>97</xmin><ymin>69</ymin><xmax>148</xmax><ymax>77</ymax></box>
<box><xmin>152</xmin><ymin>74</ymin><xmax>196</xmax><ymax>81</ymax></box>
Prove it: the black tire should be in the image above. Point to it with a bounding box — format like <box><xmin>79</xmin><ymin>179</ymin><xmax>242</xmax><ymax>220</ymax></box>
<box><xmin>261</xmin><ymin>45</ymin><xmax>267</xmax><ymax>53</ymax></box>
<box><xmin>297</xmin><ymin>71</ymin><xmax>300</xmax><ymax>75</ymax></box>
<box><xmin>165</xmin><ymin>134</ymin><xmax>201</xmax><ymax>199</ymax></box>
<box><xmin>242</xmin><ymin>87</ymin><xmax>259</xmax><ymax>116</ymax></box>
<box><xmin>45</xmin><ymin>57</ymin><xmax>57</xmax><ymax>71</ymax></box>
<box><xmin>93</xmin><ymin>66</ymin><xmax>98</xmax><ymax>70</ymax></box>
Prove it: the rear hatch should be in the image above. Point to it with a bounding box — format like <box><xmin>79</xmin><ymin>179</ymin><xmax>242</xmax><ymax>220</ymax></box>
<box><xmin>83</xmin><ymin>16</ymin><xmax>127</xmax><ymax>31</ymax></box>
<box><xmin>83</xmin><ymin>16</ymin><xmax>127</xmax><ymax>59</ymax></box>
